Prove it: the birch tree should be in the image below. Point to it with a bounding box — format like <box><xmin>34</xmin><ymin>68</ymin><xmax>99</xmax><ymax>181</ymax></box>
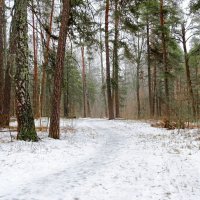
<box><xmin>15</xmin><ymin>0</ymin><xmax>38</xmax><ymax>141</ymax></box>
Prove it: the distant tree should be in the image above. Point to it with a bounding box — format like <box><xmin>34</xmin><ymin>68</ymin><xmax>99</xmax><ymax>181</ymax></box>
<box><xmin>81</xmin><ymin>46</ymin><xmax>87</xmax><ymax>118</ymax></box>
<box><xmin>180</xmin><ymin>22</ymin><xmax>196</xmax><ymax>117</ymax></box>
<box><xmin>190</xmin><ymin>0</ymin><xmax>200</xmax><ymax>12</ymax></box>
<box><xmin>1</xmin><ymin>9</ymin><xmax>17</xmax><ymax>127</ymax></box>
<box><xmin>105</xmin><ymin>0</ymin><xmax>114</xmax><ymax>119</ymax></box>
<box><xmin>31</xmin><ymin>0</ymin><xmax>39</xmax><ymax>118</ymax></box>
<box><xmin>63</xmin><ymin>52</ymin><xmax>83</xmax><ymax>118</ymax></box>
<box><xmin>99</xmin><ymin>16</ymin><xmax>108</xmax><ymax>117</ymax></box>
<box><xmin>113</xmin><ymin>0</ymin><xmax>120</xmax><ymax>118</ymax></box>
<box><xmin>159</xmin><ymin>0</ymin><xmax>170</xmax><ymax>120</ymax></box>
<box><xmin>38</xmin><ymin>0</ymin><xmax>55</xmax><ymax>118</ymax></box>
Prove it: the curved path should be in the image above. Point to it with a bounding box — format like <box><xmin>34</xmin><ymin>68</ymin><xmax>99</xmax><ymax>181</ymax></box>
<box><xmin>0</xmin><ymin>119</ymin><xmax>200</xmax><ymax>200</ymax></box>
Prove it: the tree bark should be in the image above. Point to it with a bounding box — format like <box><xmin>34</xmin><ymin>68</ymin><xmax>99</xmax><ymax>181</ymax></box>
<box><xmin>49</xmin><ymin>0</ymin><xmax>70</xmax><ymax>139</ymax></box>
<box><xmin>100</xmin><ymin>17</ymin><xmax>108</xmax><ymax>117</ymax></box>
<box><xmin>63</xmin><ymin>60</ymin><xmax>70</xmax><ymax>118</ymax></box>
<box><xmin>105</xmin><ymin>0</ymin><xmax>114</xmax><ymax>119</ymax></box>
<box><xmin>135</xmin><ymin>32</ymin><xmax>142</xmax><ymax>119</ymax></box>
<box><xmin>31</xmin><ymin>0</ymin><xmax>39</xmax><ymax>118</ymax></box>
<box><xmin>146</xmin><ymin>17</ymin><xmax>153</xmax><ymax>118</ymax></box>
<box><xmin>81</xmin><ymin>46</ymin><xmax>87</xmax><ymax>118</ymax></box>
<box><xmin>160</xmin><ymin>0</ymin><xmax>170</xmax><ymax>119</ymax></box>
<box><xmin>15</xmin><ymin>0</ymin><xmax>37</xmax><ymax>141</ymax></box>
<box><xmin>181</xmin><ymin>23</ymin><xmax>196</xmax><ymax>118</ymax></box>
<box><xmin>136</xmin><ymin>61</ymin><xmax>141</xmax><ymax>119</ymax></box>
<box><xmin>86</xmin><ymin>52</ymin><xmax>91</xmax><ymax>117</ymax></box>
<box><xmin>1</xmin><ymin>12</ymin><xmax>17</xmax><ymax>127</ymax></box>
<box><xmin>153</xmin><ymin>63</ymin><xmax>157</xmax><ymax>117</ymax></box>
<box><xmin>113</xmin><ymin>0</ymin><xmax>120</xmax><ymax>118</ymax></box>
<box><xmin>63</xmin><ymin>93</ymin><xmax>69</xmax><ymax>117</ymax></box>
<box><xmin>0</xmin><ymin>0</ymin><xmax>4</xmax><ymax>123</ymax></box>
<box><xmin>40</xmin><ymin>0</ymin><xmax>55</xmax><ymax>117</ymax></box>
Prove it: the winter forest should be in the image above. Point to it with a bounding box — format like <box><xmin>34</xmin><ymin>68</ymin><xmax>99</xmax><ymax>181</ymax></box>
<box><xmin>0</xmin><ymin>0</ymin><xmax>200</xmax><ymax>199</ymax></box>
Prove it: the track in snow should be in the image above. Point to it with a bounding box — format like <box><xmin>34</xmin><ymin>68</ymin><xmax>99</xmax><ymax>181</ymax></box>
<box><xmin>0</xmin><ymin>118</ymin><xmax>200</xmax><ymax>200</ymax></box>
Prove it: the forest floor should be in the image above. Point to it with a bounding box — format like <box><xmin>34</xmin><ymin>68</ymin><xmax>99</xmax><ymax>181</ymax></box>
<box><xmin>0</xmin><ymin>118</ymin><xmax>200</xmax><ymax>200</ymax></box>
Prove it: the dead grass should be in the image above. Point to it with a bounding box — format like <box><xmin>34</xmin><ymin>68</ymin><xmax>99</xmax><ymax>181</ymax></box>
<box><xmin>151</xmin><ymin>119</ymin><xmax>200</xmax><ymax>130</ymax></box>
<box><xmin>61</xmin><ymin>125</ymin><xmax>76</xmax><ymax>134</ymax></box>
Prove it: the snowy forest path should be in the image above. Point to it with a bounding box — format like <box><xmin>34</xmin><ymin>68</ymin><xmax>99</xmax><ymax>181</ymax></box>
<box><xmin>0</xmin><ymin>118</ymin><xmax>200</xmax><ymax>200</ymax></box>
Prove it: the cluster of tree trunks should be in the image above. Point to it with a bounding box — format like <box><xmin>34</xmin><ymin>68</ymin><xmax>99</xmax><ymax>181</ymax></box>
<box><xmin>0</xmin><ymin>0</ymin><xmax>199</xmax><ymax>140</ymax></box>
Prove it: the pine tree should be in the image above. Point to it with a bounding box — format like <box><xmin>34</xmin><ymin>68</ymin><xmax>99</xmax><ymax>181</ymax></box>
<box><xmin>160</xmin><ymin>0</ymin><xmax>170</xmax><ymax>120</ymax></box>
<box><xmin>49</xmin><ymin>0</ymin><xmax>71</xmax><ymax>139</ymax></box>
<box><xmin>105</xmin><ymin>0</ymin><xmax>114</xmax><ymax>120</ymax></box>
<box><xmin>0</xmin><ymin>0</ymin><xmax>4</xmax><ymax>126</ymax></box>
<box><xmin>113</xmin><ymin>0</ymin><xmax>120</xmax><ymax>118</ymax></box>
<box><xmin>181</xmin><ymin>22</ymin><xmax>196</xmax><ymax>118</ymax></box>
<box><xmin>40</xmin><ymin>0</ymin><xmax>55</xmax><ymax>118</ymax></box>
<box><xmin>31</xmin><ymin>0</ymin><xmax>39</xmax><ymax>118</ymax></box>
<box><xmin>1</xmin><ymin>8</ymin><xmax>17</xmax><ymax>127</ymax></box>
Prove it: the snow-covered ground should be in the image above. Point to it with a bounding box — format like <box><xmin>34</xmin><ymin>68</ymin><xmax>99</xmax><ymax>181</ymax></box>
<box><xmin>0</xmin><ymin>118</ymin><xmax>200</xmax><ymax>200</ymax></box>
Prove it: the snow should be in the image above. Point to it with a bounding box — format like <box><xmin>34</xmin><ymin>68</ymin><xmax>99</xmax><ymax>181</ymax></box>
<box><xmin>0</xmin><ymin>118</ymin><xmax>200</xmax><ymax>200</ymax></box>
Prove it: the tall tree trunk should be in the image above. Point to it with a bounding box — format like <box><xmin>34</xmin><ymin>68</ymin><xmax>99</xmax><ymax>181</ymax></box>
<box><xmin>195</xmin><ymin>63</ymin><xmax>199</xmax><ymax>117</ymax></box>
<box><xmin>2</xmin><ymin>59</ymin><xmax>13</xmax><ymax>127</ymax></box>
<box><xmin>105</xmin><ymin>0</ymin><xmax>114</xmax><ymax>120</ymax></box>
<box><xmin>86</xmin><ymin>92</ymin><xmax>91</xmax><ymax>117</ymax></box>
<box><xmin>113</xmin><ymin>0</ymin><xmax>120</xmax><ymax>118</ymax></box>
<box><xmin>15</xmin><ymin>0</ymin><xmax>37</xmax><ymax>141</ymax></box>
<box><xmin>181</xmin><ymin>23</ymin><xmax>196</xmax><ymax>118</ymax></box>
<box><xmin>0</xmin><ymin>0</ymin><xmax>4</xmax><ymax>124</ymax></box>
<box><xmin>100</xmin><ymin>17</ymin><xmax>108</xmax><ymax>117</ymax></box>
<box><xmin>153</xmin><ymin>62</ymin><xmax>157</xmax><ymax>117</ymax></box>
<box><xmin>49</xmin><ymin>0</ymin><xmax>70</xmax><ymax>139</ymax></box>
<box><xmin>81</xmin><ymin>46</ymin><xmax>87</xmax><ymax>118</ymax></box>
<box><xmin>31</xmin><ymin>0</ymin><xmax>39</xmax><ymax>118</ymax></box>
<box><xmin>136</xmin><ymin>33</ymin><xmax>142</xmax><ymax>119</ymax></box>
<box><xmin>146</xmin><ymin>17</ymin><xmax>153</xmax><ymax>118</ymax></box>
<box><xmin>63</xmin><ymin>61</ymin><xmax>70</xmax><ymax>117</ymax></box>
<box><xmin>40</xmin><ymin>0</ymin><xmax>55</xmax><ymax>117</ymax></box>
<box><xmin>160</xmin><ymin>0</ymin><xmax>170</xmax><ymax>119</ymax></box>
<box><xmin>63</xmin><ymin>93</ymin><xmax>69</xmax><ymax>117</ymax></box>
<box><xmin>136</xmin><ymin>61</ymin><xmax>140</xmax><ymax>118</ymax></box>
<box><xmin>86</xmin><ymin>51</ymin><xmax>91</xmax><ymax>117</ymax></box>
<box><xmin>1</xmin><ymin>12</ymin><xmax>17</xmax><ymax>127</ymax></box>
